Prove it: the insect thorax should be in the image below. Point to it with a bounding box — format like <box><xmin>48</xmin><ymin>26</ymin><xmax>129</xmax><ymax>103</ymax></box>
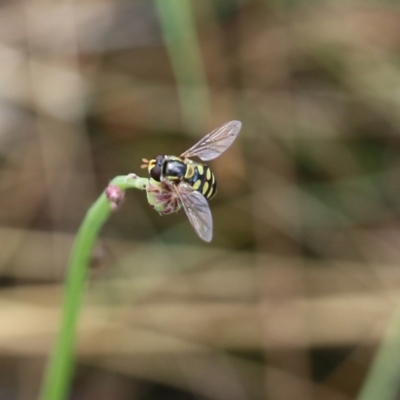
<box><xmin>163</xmin><ymin>157</ymin><xmax>187</xmax><ymax>181</ymax></box>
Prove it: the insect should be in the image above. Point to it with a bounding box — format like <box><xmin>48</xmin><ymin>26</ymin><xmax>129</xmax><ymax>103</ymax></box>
<box><xmin>141</xmin><ymin>120</ymin><xmax>242</xmax><ymax>242</ymax></box>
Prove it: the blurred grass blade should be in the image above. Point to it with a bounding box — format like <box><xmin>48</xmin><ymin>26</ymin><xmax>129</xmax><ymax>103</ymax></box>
<box><xmin>155</xmin><ymin>0</ymin><xmax>211</xmax><ymax>132</ymax></box>
<box><xmin>357</xmin><ymin>304</ymin><xmax>400</xmax><ymax>400</ymax></box>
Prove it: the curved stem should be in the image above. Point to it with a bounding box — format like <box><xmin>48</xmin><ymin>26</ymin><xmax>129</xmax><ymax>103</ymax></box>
<box><xmin>39</xmin><ymin>175</ymin><xmax>148</xmax><ymax>400</ymax></box>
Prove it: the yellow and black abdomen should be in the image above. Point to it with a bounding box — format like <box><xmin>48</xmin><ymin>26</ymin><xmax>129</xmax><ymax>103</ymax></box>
<box><xmin>162</xmin><ymin>156</ymin><xmax>217</xmax><ymax>199</ymax></box>
<box><xmin>184</xmin><ymin>162</ymin><xmax>217</xmax><ymax>199</ymax></box>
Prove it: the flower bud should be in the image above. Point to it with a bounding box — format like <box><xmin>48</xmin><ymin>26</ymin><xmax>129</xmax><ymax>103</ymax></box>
<box><xmin>145</xmin><ymin>179</ymin><xmax>182</xmax><ymax>215</ymax></box>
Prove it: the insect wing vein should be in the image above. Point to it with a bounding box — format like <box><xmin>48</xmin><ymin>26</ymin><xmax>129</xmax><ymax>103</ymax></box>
<box><xmin>175</xmin><ymin>183</ymin><xmax>213</xmax><ymax>242</ymax></box>
<box><xmin>180</xmin><ymin>120</ymin><xmax>241</xmax><ymax>161</ymax></box>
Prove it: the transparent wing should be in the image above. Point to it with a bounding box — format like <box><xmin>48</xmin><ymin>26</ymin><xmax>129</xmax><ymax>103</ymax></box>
<box><xmin>174</xmin><ymin>183</ymin><xmax>213</xmax><ymax>242</ymax></box>
<box><xmin>180</xmin><ymin>120</ymin><xmax>242</xmax><ymax>161</ymax></box>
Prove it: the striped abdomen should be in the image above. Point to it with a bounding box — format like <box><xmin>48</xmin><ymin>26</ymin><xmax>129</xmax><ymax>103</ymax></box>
<box><xmin>185</xmin><ymin>162</ymin><xmax>217</xmax><ymax>199</ymax></box>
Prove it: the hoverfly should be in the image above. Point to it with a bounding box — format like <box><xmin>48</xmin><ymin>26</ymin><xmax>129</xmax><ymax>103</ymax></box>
<box><xmin>141</xmin><ymin>120</ymin><xmax>242</xmax><ymax>242</ymax></box>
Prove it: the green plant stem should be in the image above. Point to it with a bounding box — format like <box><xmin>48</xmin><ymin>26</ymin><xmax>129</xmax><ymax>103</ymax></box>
<box><xmin>39</xmin><ymin>175</ymin><xmax>148</xmax><ymax>400</ymax></box>
<box><xmin>357</xmin><ymin>304</ymin><xmax>400</xmax><ymax>400</ymax></box>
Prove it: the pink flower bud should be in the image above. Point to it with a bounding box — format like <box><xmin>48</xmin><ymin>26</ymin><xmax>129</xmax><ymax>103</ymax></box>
<box><xmin>105</xmin><ymin>184</ymin><xmax>125</xmax><ymax>209</ymax></box>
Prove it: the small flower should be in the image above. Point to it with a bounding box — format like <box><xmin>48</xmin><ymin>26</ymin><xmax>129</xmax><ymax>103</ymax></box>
<box><xmin>145</xmin><ymin>179</ymin><xmax>182</xmax><ymax>215</ymax></box>
<box><xmin>105</xmin><ymin>184</ymin><xmax>125</xmax><ymax>210</ymax></box>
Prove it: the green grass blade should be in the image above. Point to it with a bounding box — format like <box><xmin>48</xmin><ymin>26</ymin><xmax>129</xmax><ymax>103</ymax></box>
<box><xmin>155</xmin><ymin>0</ymin><xmax>211</xmax><ymax>131</ymax></box>
<box><xmin>357</xmin><ymin>304</ymin><xmax>400</xmax><ymax>400</ymax></box>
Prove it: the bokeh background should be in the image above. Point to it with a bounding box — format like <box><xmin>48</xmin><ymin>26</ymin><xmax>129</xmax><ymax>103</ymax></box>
<box><xmin>1</xmin><ymin>1</ymin><xmax>400</xmax><ymax>399</ymax></box>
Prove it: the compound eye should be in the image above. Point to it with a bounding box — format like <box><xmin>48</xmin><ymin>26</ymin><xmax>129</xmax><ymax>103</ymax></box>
<box><xmin>150</xmin><ymin>165</ymin><xmax>161</xmax><ymax>181</ymax></box>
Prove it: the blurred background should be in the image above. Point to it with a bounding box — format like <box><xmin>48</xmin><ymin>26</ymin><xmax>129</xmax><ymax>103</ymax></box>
<box><xmin>1</xmin><ymin>0</ymin><xmax>400</xmax><ymax>399</ymax></box>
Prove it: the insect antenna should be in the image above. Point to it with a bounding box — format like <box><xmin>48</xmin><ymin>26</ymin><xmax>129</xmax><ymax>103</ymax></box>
<box><xmin>141</xmin><ymin>158</ymin><xmax>149</xmax><ymax>169</ymax></box>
